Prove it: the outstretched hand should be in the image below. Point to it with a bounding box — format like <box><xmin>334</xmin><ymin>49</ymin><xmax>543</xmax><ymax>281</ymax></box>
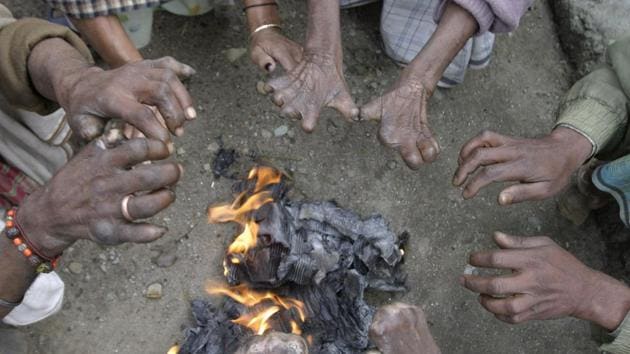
<box><xmin>17</xmin><ymin>138</ymin><xmax>182</xmax><ymax>258</ymax></box>
<box><xmin>263</xmin><ymin>51</ymin><xmax>359</xmax><ymax>132</ymax></box>
<box><xmin>460</xmin><ymin>232</ymin><xmax>630</xmax><ymax>330</ymax></box>
<box><xmin>361</xmin><ymin>82</ymin><xmax>440</xmax><ymax>169</ymax></box>
<box><xmin>453</xmin><ymin>128</ymin><xmax>592</xmax><ymax>204</ymax></box>
<box><xmin>58</xmin><ymin>57</ymin><xmax>197</xmax><ymax>145</ymax></box>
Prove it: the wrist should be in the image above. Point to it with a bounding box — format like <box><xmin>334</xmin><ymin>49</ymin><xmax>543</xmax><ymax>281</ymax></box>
<box><xmin>577</xmin><ymin>270</ymin><xmax>630</xmax><ymax>331</ymax></box>
<box><xmin>549</xmin><ymin>127</ymin><xmax>592</xmax><ymax>168</ymax></box>
<box><xmin>17</xmin><ymin>194</ymin><xmax>72</xmax><ymax>259</ymax></box>
<box><xmin>55</xmin><ymin>65</ymin><xmax>102</xmax><ymax>109</ymax></box>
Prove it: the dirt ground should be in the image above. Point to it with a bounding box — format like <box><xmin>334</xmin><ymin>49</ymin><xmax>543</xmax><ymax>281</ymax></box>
<box><xmin>2</xmin><ymin>0</ymin><xmax>613</xmax><ymax>353</ymax></box>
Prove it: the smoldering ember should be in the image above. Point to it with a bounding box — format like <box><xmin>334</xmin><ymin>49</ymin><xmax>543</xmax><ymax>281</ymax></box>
<box><xmin>177</xmin><ymin>166</ymin><xmax>407</xmax><ymax>354</ymax></box>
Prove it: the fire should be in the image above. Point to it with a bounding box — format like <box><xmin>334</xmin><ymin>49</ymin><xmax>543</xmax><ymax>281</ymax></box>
<box><xmin>207</xmin><ymin>284</ymin><xmax>306</xmax><ymax>336</ymax></box>
<box><xmin>167</xmin><ymin>345</ymin><xmax>179</xmax><ymax>354</ymax></box>
<box><xmin>207</xmin><ymin>167</ymin><xmax>307</xmax><ymax>337</ymax></box>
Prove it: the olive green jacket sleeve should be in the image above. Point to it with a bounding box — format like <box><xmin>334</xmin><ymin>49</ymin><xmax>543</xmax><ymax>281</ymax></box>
<box><xmin>0</xmin><ymin>4</ymin><xmax>93</xmax><ymax>115</ymax></box>
<box><xmin>555</xmin><ymin>36</ymin><xmax>630</xmax><ymax>157</ymax></box>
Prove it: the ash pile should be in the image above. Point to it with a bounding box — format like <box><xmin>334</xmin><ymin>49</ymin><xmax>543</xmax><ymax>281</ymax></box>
<box><xmin>180</xmin><ymin>167</ymin><xmax>407</xmax><ymax>354</ymax></box>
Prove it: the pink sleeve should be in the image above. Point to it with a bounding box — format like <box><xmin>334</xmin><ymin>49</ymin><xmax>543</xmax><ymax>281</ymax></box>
<box><xmin>435</xmin><ymin>0</ymin><xmax>534</xmax><ymax>34</ymax></box>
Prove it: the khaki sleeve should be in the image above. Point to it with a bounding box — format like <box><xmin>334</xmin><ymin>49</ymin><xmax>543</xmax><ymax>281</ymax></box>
<box><xmin>600</xmin><ymin>311</ymin><xmax>630</xmax><ymax>354</ymax></box>
<box><xmin>554</xmin><ymin>53</ymin><xmax>629</xmax><ymax>157</ymax></box>
<box><xmin>0</xmin><ymin>13</ymin><xmax>93</xmax><ymax>115</ymax></box>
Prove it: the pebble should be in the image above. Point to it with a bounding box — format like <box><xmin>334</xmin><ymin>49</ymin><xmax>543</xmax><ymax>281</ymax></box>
<box><xmin>146</xmin><ymin>283</ymin><xmax>163</xmax><ymax>299</ymax></box>
<box><xmin>177</xmin><ymin>147</ymin><xmax>186</xmax><ymax>156</ymax></box>
<box><xmin>274</xmin><ymin>125</ymin><xmax>289</xmax><ymax>137</ymax></box>
<box><xmin>203</xmin><ymin>163</ymin><xmax>211</xmax><ymax>171</ymax></box>
<box><xmin>68</xmin><ymin>262</ymin><xmax>83</xmax><ymax>274</ymax></box>
<box><xmin>386</xmin><ymin>160</ymin><xmax>397</xmax><ymax>170</ymax></box>
<box><xmin>256</xmin><ymin>81</ymin><xmax>268</xmax><ymax>95</ymax></box>
<box><xmin>224</xmin><ymin>47</ymin><xmax>247</xmax><ymax>63</ymax></box>
<box><xmin>207</xmin><ymin>142</ymin><xmax>220</xmax><ymax>153</ymax></box>
<box><xmin>155</xmin><ymin>251</ymin><xmax>177</xmax><ymax>268</ymax></box>
<box><xmin>261</xmin><ymin>129</ymin><xmax>272</xmax><ymax>139</ymax></box>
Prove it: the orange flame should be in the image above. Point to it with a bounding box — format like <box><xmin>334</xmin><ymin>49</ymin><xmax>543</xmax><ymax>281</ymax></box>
<box><xmin>207</xmin><ymin>284</ymin><xmax>305</xmax><ymax>336</ymax></box>
<box><xmin>207</xmin><ymin>167</ymin><xmax>306</xmax><ymax>336</ymax></box>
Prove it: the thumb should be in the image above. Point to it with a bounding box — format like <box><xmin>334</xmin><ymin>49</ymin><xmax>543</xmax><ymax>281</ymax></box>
<box><xmin>251</xmin><ymin>47</ymin><xmax>277</xmax><ymax>73</ymax></box>
<box><xmin>493</xmin><ymin>231</ymin><xmax>554</xmax><ymax>249</ymax></box>
<box><xmin>70</xmin><ymin>114</ymin><xmax>105</xmax><ymax>141</ymax></box>
<box><xmin>329</xmin><ymin>89</ymin><xmax>359</xmax><ymax>121</ymax></box>
<box><xmin>360</xmin><ymin>96</ymin><xmax>383</xmax><ymax>121</ymax></box>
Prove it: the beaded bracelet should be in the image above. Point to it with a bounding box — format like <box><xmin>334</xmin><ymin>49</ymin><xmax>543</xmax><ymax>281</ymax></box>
<box><xmin>4</xmin><ymin>208</ymin><xmax>59</xmax><ymax>273</ymax></box>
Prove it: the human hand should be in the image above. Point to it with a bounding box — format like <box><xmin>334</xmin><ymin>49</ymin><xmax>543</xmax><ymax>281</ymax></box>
<box><xmin>57</xmin><ymin>57</ymin><xmax>197</xmax><ymax>145</ymax></box>
<box><xmin>370</xmin><ymin>303</ymin><xmax>441</xmax><ymax>354</ymax></box>
<box><xmin>250</xmin><ymin>28</ymin><xmax>303</xmax><ymax>73</ymax></box>
<box><xmin>265</xmin><ymin>50</ymin><xmax>358</xmax><ymax>132</ymax></box>
<box><xmin>16</xmin><ymin>138</ymin><xmax>181</xmax><ymax>258</ymax></box>
<box><xmin>361</xmin><ymin>81</ymin><xmax>440</xmax><ymax>169</ymax></box>
<box><xmin>460</xmin><ymin>232</ymin><xmax>630</xmax><ymax>329</ymax></box>
<box><xmin>453</xmin><ymin>128</ymin><xmax>592</xmax><ymax>204</ymax></box>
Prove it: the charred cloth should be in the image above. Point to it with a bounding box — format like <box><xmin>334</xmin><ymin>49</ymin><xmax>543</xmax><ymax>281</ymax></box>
<box><xmin>180</xmin><ymin>167</ymin><xmax>407</xmax><ymax>354</ymax></box>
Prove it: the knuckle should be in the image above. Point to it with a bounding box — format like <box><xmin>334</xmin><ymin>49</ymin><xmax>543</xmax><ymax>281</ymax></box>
<box><xmin>506</xmin><ymin>301</ymin><xmax>520</xmax><ymax>314</ymax></box>
<box><xmin>489</xmin><ymin>252</ymin><xmax>504</xmax><ymax>267</ymax></box>
<box><xmin>479</xmin><ymin>129</ymin><xmax>494</xmax><ymax>140</ymax></box>
<box><xmin>488</xmin><ymin>279</ymin><xmax>504</xmax><ymax>294</ymax></box>
<box><xmin>161</xmin><ymin>69</ymin><xmax>177</xmax><ymax>84</ymax></box>
<box><xmin>90</xmin><ymin>220</ymin><xmax>118</xmax><ymax>245</ymax></box>
<box><xmin>130</xmin><ymin>138</ymin><xmax>150</xmax><ymax>159</ymax></box>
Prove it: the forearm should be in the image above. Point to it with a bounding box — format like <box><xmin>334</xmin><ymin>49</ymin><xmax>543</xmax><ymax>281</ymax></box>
<box><xmin>403</xmin><ymin>2</ymin><xmax>478</xmax><ymax>90</ymax></box>
<box><xmin>304</xmin><ymin>0</ymin><xmax>342</xmax><ymax>55</ymax></box>
<box><xmin>28</xmin><ymin>38</ymin><xmax>98</xmax><ymax>109</ymax></box>
<box><xmin>71</xmin><ymin>15</ymin><xmax>142</xmax><ymax>68</ymax></box>
<box><xmin>582</xmin><ymin>270</ymin><xmax>630</xmax><ymax>331</ymax></box>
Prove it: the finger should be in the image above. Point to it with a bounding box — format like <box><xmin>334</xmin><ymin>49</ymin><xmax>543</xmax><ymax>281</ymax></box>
<box><xmin>105</xmin><ymin>139</ymin><xmax>170</xmax><ymax>167</ymax></box>
<box><xmin>459</xmin><ymin>274</ymin><xmax>522</xmax><ymax>296</ymax></box>
<box><xmin>118</xmin><ymin>161</ymin><xmax>182</xmax><ymax>194</ymax></box>
<box><xmin>142</xmin><ymin>81</ymin><xmax>186</xmax><ymax>133</ymax></box>
<box><xmin>108</xmin><ymin>99</ymin><xmax>171</xmax><ymax>145</ymax></box>
<box><xmin>251</xmin><ymin>47</ymin><xmax>277</xmax><ymax>72</ymax></box>
<box><xmin>360</xmin><ymin>96</ymin><xmax>383</xmax><ymax>121</ymax></box>
<box><xmin>398</xmin><ymin>142</ymin><xmax>424</xmax><ymax>170</ymax></box>
<box><xmin>145</xmin><ymin>56</ymin><xmax>196</xmax><ymax>79</ymax></box>
<box><xmin>301</xmin><ymin>106</ymin><xmax>321</xmax><ymax>133</ymax></box>
<box><xmin>417</xmin><ymin>138</ymin><xmax>440</xmax><ymax>163</ymax></box>
<box><xmin>495</xmin><ymin>301</ymin><xmax>556</xmax><ymax>324</ymax></box>
<box><xmin>116</xmin><ymin>223</ymin><xmax>168</xmax><ymax>243</ymax></box>
<box><xmin>462</xmin><ymin>162</ymin><xmax>526</xmax><ymax>199</ymax></box>
<box><xmin>479</xmin><ymin>294</ymin><xmax>537</xmax><ymax>316</ymax></box>
<box><xmin>145</xmin><ymin>69</ymin><xmax>196</xmax><ymax>120</ymax></box>
<box><xmin>329</xmin><ymin>90</ymin><xmax>359</xmax><ymax>121</ymax></box>
<box><xmin>126</xmin><ymin>189</ymin><xmax>176</xmax><ymax>220</ymax></box>
<box><xmin>493</xmin><ymin>232</ymin><xmax>554</xmax><ymax>249</ymax></box>
<box><xmin>468</xmin><ymin>249</ymin><xmax>531</xmax><ymax>269</ymax></box>
<box><xmin>453</xmin><ymin>147</ymin><xmax>517</xmax><ymax>186</ymax></box>
<box><xmin>458</xmin><ymin>130</ymin><xmax>510</xmax><ymax>164</ymax></box>
<box><xmin>70</xmin><ymin>114</ymin><xmax>105</xmax><ymax>141</ymax></box>
<box><xmin>280</xmin><ymin>105</ymin><xmax>302</xmax><ymax>120</ymax></box>
<box><xmin>272</xmin><ymin>84</ymin><xmax>300</xmax><ymax>108</ymax></box>
<box><xmin>498</xmin><ymin>182</ymin><xmax>555</xmax><ymax>205</ymax></box>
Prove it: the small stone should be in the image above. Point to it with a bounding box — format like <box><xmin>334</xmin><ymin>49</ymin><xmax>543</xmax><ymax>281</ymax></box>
<box><xmin>68</xmin><ymin>262</ymin><xmax>83</xmax><ymax>274</ymax></box>
<box><xmin>207</xmin><ymin>142</ymin><xmax>220</xmax><ymax>153</ymax></box>
<box><xmin>177</xmin><ymin>147</ymin><xmax>186</xmax><ymax>156</ymax></box>
<box><xmin>146</xmin><ymin>283</ymin><xmax>163</xmax><ymax>299</ymax></box>
<box><xmin>386</xmin><ymin>160</ymin><xmax>397</xmax><ymax>170</ymax></box>
<box><xmin>224</xmin><ymin>47</ymin><xmax>247</xmax><ymax>63</ymax></box>
<box><xmin>273</xmin><ymin>125</ymin><xmax>289</xmax><ymax>137</ymax></box>
<box><xmin>261</xmin><ymin>129</ymin><xmax>272</xmax><ymax>139</ymax></box>
<box><xmin>287</xmin><ymin>129</ymin><xmax>295</xmax><ymax>138</ymax></box>
<box><xmin>155</xmin><ymin>251</ymin><xmax>177</xmax><ymax>268</ymax></box>
<box><xmin>256</xmin><ymin>81</ymin><xmax>267</xmax><ymax>95</ymax></box>
<box><xmin>203</xmin><ymin>163</ymin><xmax>211</xmax><ymax>171</ymax></box>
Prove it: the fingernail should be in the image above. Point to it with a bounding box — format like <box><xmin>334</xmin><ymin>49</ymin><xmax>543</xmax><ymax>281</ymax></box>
<box><xmin>498</xmin><ymin>193</ymin><xmax>512</xmax><ymax>205</ymax></box>
<box><xmin>186</xmin><ymin>107</ymin><xmax>197</xmax><ymax>120</ymax></box>
<box><xmin>167</xmin><ymin>142</ymin><xmax>175</xmax><ymax>154</ymax></box>
<box><xmin>175</xmin><ymin>127</ymin><xmax>184</xmax><ymax>136</ymax></box>
<box><xmin>178</xmin><ymin>164</ymin><xmax>184</xmax><ymax>178</ymax></box>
